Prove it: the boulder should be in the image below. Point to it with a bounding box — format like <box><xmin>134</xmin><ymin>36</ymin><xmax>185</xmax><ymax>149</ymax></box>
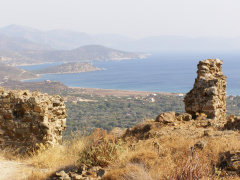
<box><xmin>156</xmin><ymin>111</ymin><xmax>175</xmax><ymax>124</ymax></box>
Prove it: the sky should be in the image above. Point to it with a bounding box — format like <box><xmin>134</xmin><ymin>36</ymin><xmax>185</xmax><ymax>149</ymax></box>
<box><xmin>1</xmin><ymin>0</ymin><xmax>240</xmax><ymax>38</ymax></box>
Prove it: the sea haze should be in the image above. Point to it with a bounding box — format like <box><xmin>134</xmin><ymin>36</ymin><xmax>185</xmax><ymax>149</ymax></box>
<box><xmin>19</xmin><ymin>52</ymin><xmax>240</xmax><ymax>96</ymax></box>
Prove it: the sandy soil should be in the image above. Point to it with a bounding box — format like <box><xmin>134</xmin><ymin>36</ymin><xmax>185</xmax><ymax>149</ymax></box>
<box><xmin>0</xmin><ymin>160</ymin><xmax>32</xmax><ymax>180</ymax></box>
<box><xmin>69</xmin><ymin>87</ymin><xmax>180</xmax><ymax>97</ymax></box>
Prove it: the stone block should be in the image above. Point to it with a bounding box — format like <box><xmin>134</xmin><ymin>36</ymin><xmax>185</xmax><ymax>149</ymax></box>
<box><xmin>2</xmin><ymin>98</ymin><xmax>10</xmax><ymax>103</ymax></box>
<box><xmin>21</xmin><ymin>104</ymin><xmax>32</xmax><ymax>111</ymax></box>
<box><xmin>15</xmin><ymin>127</ymin><xmax>30</xmax><ymax>134</ymax></box>
<box><xmin>34</xmin><ymin>105</ymin><xmax>42</xmax><ymax>113</ymax></box>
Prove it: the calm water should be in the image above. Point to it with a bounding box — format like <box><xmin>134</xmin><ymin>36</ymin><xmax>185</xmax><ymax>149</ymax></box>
<box><xmin>19</xmin><ymin>52</ymin><xmax>240</xmax><ymax>95</ymax></box>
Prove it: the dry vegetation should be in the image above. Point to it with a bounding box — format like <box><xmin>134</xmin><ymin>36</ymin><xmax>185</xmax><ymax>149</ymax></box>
<box><xmin>104</xmin><ymin>135</ymin><xmax>240</xmax><ymax>180</ymax></box>
<box><xmin>0</xmin><ymin>134</ymin><xmax>86</xmax><ymax>179</ymax></box>
<box><xmin>1</xmin><ymin>119</ymin><xmax>240</xmax><ymax>180</ymax></box>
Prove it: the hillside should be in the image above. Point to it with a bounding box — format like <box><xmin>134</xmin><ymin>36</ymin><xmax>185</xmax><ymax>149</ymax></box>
<box><xmin>33</xmin><ymin>62</ymin><xmax>104</xmax><ymax>74</ymax></box>
<box><xmin>0</xmin><ymin>34</ymin><xmax>54</xmax><ymax>65</ymax></box>
<box><xmin>27</xmin><ymin>45</ymin><xmax>146</xmax><ymax>62</ymax></box>
<box><xmin>0</xmin><ymin>64</ymin><xmax>38</xmax><ymax>82</ymax></box>
<box><xmin>0</xmin><ymin>34</ymin><xmax>53</xmax><ymax>52</ymax></box>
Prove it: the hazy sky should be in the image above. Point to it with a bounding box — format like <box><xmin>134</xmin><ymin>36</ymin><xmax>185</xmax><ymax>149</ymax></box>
<box><xmin>1</xmin><ymin>0</ymin><xmax>240</xmax><ymax>38</ymax></box>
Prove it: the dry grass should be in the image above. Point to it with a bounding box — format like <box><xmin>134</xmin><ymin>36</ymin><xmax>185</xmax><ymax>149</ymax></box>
<box><xmin>25</xmin><ymin>135</ymin><xmax>86</xmax><ymax>179</ymax></box>
<box><xmin>78</xmin><ymin>128</ymin><xmax>124</xmax><ymax>167</ymax></box>
<box><xmin>0</xmin><ymin>135</ymin><xmax>86</xmax><ymax>180</ymax></box>
<box><xmin>1</xmin><ymin>122</ymin><xmax>240</xmax><ymax>180</ymax></box>
<box><xmin>28</xmin><ymin>136</ymin><xmax>85</xmax><ymax>169</ymax></box>
<box><xmin>103</xmin><ymin>132</ymin><xmax>240</xmax><ymax>180</ymax></box>
<box><xmin>0</xmin><ymin>130</ymin><xmax>124</xmax><ymax>179</ymax></box>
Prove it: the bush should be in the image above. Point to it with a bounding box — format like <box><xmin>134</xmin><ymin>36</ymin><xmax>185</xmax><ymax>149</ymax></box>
<box><xmin>78</xmin><ymin>128</ymin><xmax>123</xmax><ymax>167</ymax></box>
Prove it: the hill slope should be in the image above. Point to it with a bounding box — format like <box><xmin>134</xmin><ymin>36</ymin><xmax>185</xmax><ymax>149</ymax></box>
<box><xmin>0</xmin><ymin>64</ymin><xmax>38</xmax><ymax>82</ymax></box>
<box><xmin>27</xmin><ymin>45</ymin><xmax>146</xmax><ymax>62</ymax></box>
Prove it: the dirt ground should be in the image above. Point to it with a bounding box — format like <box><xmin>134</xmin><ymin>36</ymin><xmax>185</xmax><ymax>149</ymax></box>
<box><xmin>0</xmin><ymin>160</ymin><xmax>32</xmax><ymax>180</ymax></box>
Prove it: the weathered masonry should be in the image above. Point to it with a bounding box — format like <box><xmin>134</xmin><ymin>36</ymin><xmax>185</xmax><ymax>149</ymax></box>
<box><xmin>184</xmin><ymin>59</ymin><xmax>227</xmax><ymax>120</ymax></box>
<box><xmin>0</xmin><ymin>87</ymin><xmax>67</xmax><ymax>148</ymax></box>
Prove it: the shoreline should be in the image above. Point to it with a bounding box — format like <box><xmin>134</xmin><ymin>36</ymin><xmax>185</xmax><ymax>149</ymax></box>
<box><xmin>15</xmin><ymin>55</ymin><xmax>150</xmax><ymax>67</ymax></box>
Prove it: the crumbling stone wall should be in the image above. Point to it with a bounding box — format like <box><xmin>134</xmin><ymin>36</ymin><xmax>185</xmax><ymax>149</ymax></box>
<box><xmin>0</xmin><ymin>87</ymin><xmax>67</xmax><ymax>149</ymax></box>
<box><xmin>184</xmin><ymin>59</ymin><xmax>227</xmax><ymax>120</ymax></box>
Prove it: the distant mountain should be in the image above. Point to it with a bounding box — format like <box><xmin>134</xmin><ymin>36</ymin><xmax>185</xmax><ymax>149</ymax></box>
<box><xmin>0</xmin><ymin>35</ymin><xmax>146</xmax><ymax>65</ymax></box>
<box><xmin>0</xmin><ymin>25</ymin><xmax>146</xmax><ymax>65</ymax></box>
<box><xmin>0</xmin><ymin>25</ymin><xmax>101</xmax><ymax>50</ymax></box>
<box><xmin>94</xmin><ymin>33</ymin><xmax>134</xmax><ymax>49</ymax></box>
<box><xmin>0</xmin><ymin>25</ymin><xmax>96</xmax><ymax>50</ymax></box>
<box><xmin>117</xmin><ymin>36</ymin><xmax>240</xmax><ymax>52</ymax></box>
<box><xmin>25</xmin><ymin>45</ymin><xmax>146</xmax><ymax>62</ymax></box>
<box><xmin>0</xmin><ymin>34</ymin><xmax>53</xmax><ymax>52</ymax></box>
<box><xmin>0</xmin><ymin>25</ymin><xmax>134</xmax><ymax>50</ymax></box>
<box><xmin>2</xmin><ymin>24</ymin><xmax>240</xmax><ymax>54</ymax></box>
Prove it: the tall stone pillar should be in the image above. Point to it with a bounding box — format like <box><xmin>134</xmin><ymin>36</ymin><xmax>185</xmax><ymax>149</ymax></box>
<box><xmin>184</xmin><ymin>59</ymin><xmax>227</xmax><ymax>120</ymax></box>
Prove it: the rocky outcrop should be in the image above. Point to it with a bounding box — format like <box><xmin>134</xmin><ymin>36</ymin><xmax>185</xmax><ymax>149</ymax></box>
<box><xmin>155</xmin><ymin>111</ymin><xmax>192</xmax><ymax>124</ymax></box>
<box><xmin>184</xmin><ymin>59</ymin><xmax>227</xmax><ymax>120</ymax></box>
<box><xmin>52</xmin><ymin>165</ymin><xmax>107</xmax><ymax>180</ymax></box>
<box><xmin>0</xmin><ymin>87</ymin><xmax>67</xmax><ymax>150</ymax></box>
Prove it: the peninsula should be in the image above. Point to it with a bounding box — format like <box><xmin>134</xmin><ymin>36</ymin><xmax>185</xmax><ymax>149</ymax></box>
<box><xmin>33</xmin><ymin>62</ymin><xmax>104</xmax><ymax>74</ymax></box>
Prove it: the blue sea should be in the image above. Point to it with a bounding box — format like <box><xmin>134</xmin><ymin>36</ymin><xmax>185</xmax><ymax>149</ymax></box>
<box><xmin>18</xmin><ymin>52</ymin><xmax>240</xmax><ymax>95</ymax></box>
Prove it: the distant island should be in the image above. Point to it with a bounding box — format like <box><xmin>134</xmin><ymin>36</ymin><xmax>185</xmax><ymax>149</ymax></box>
<box><xmin>33</xmin><ymin>62</ymin><xmax>105</xmax><ymax>74</ymax></box>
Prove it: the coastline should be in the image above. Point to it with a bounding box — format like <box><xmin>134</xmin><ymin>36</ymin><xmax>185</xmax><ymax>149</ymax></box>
<box><xmin>15</xmin><ymin>55</ymin><xmax>150</xmax><ymax>67</ymax></box>
<box><xmin>34</xmin><ymin>68</ymin><xmax>106</xmax><ymax>75</ymax></box>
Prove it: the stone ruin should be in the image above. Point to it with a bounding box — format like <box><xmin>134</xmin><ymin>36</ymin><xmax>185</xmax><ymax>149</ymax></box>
<box><xmin>184</xmin><ymin>59</ymin><xmax>227</xmax><ymax>120</ymax></box>
<box><xmin>0</xmin><ymin>87</ymin><xmax>67</xmax><ymax>150</ymax></box>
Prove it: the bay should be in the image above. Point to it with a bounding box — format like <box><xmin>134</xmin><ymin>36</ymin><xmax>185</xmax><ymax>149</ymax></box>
<box><xmin>19</xmin><ymin>52</ymin><xmax>240</xmax><ymax>95</ymax></box>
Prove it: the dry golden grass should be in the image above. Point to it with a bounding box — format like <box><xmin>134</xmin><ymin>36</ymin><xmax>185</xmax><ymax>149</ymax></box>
<box><xmin>25</xmin><ymin>136</ymin><xmax>86</xmax><ymax>179</ymax></box>
<box><xmin>28</xmin><ymin>137</ymin><xmax>85</xmax><ymax>169</ymax></box>
<box><xmin>0</xmin><ymin>135</ymin><xmax>86</xmax><ymax>180</ymax></box>
<box><xmin>1</xmin><ymin>121</ymin><xmax>240</xmax><ymax>180</ymax></box>
<box><xmin>103</xmin><ymin>132</ymin><xmax>240</xmax><ymax>180</ymax></box>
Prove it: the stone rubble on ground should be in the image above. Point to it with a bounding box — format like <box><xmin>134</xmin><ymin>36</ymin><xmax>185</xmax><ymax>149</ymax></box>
<box><xmin>218</xmin><ymin>151</ymin><xmax>240</xmax><ymax>175</ymax></box>
<box><xmin>52</xmin><ymin>166</ymin><xmax>107</xmax><ymax>180</ymax></box>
